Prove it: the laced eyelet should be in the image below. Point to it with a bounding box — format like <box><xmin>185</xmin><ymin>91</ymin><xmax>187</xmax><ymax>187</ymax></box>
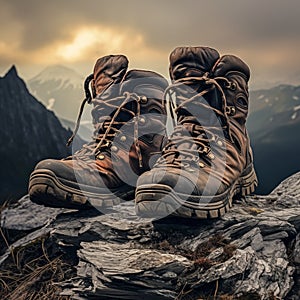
<box><xmin>202</xmin><ymin>146</ymin><xmax>209</xmax><ymax>153</ymax></box>
<box><xmin>139</xmin><ymin>117</ymin><xmax>146</xmax><ymax>125</ymax></box>
<box><xmin>141</xmin><ymin>96</ymin><xmax>148</xmax><ymax>104</ymax></box>
<box><xmin>226</xmin><ymin>106</ymin><xmax>236</xmax><ymax>116</ymax></box>
<box><xmin>224</xmin><ymin>81</ymin><xmax>231</xmax><ymax>89</ymax></box>
<box><xmin>199</xmin><ymin>162</ymin><xmax>205</xmax><ymax>168</ymax></box>
<box><xmin>224</xmin><ymin>81</ymin><xmax>237</xmax><ymax>91</ymax></box>
<box><xmin>207</xmin><ymin>153</ymin><xmax>215</xmax><ymax>160</ymax></box>
<box><xmin>97</xmin><ymin>154</ymin><xmax>105</xmax><ymax>160</ymax></box>
<box><xmin>230</xmin><ymin>82</ymin><xmax>237</xmax><ymax>91</ymax></box>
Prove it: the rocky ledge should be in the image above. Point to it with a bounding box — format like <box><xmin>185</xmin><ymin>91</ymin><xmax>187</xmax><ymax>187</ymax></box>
<box><xmin>1</xmin><ymin>173</ymin><xmax>300</xmax><ymax>300</ymax></box>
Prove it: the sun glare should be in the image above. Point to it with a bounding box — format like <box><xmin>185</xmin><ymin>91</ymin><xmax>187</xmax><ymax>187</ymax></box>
<box><xmin>56</xmin><ymin>27</ymin><xmax>125</xmax><ymax>61</ymax></box>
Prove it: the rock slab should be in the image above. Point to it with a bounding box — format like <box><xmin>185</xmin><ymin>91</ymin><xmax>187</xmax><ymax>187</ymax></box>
<box><xmin>1</xmin><ymin>172</ymin><xmax>300</xmax><ymax>299</ymax></box>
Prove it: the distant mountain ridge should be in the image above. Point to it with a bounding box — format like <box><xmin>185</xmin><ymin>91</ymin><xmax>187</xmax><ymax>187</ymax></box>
<box><xmin>28</xmin><ymin>65</ymin><xmax>91</xmax><ymax>122</ymax></box>
<box><xmin>248</xmin><ymin>84</ymin><xmax>300</xmax><ymax>133</ymax></box>
<box><xmin>0</xmin><ymin>66</ymin><xmax>74</xmax><ymax>201</ymax></box>
<box><xmin>248</xmin><ymin>84</ymin><xmax>300</xmax><ymax>194</ymax></box>
<box><xmin>30</xmin><ymin>65</ymin><xmax>84</xmax><ymax>89</ymax></box>
<box><xmin>60</xmin><ymin>117</ymin><xmax>92</xmax><ymax>142</ymax></box>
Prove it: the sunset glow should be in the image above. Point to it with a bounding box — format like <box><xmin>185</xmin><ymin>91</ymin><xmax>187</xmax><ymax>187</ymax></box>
<box><xmin>0</xmin><ymin>0</ymin><xmax>299</xmax><ymax>89</ymax></box>
<box><xmin>56</xmin><ymin>27</ymin><xmax>125</xmax><ymax>61</ymax></box>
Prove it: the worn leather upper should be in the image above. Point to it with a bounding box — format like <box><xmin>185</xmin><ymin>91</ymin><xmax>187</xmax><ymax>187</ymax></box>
<box><xmin>169</xmin><ymin>46</ymin><xmax>220</xmax><ymax>80</ymax></box>
<box><xmin>138</xmin><ymin>46</ymin><xmax>254</xmax><ymax>196</ymax></box>
<box><xmin>93</xmin><ymin>55</ymin><xmax>128</xmax><ymax>96</ymax></box>
<box><xmin>35</xmin><ymin>55</ymin><xmax>168</xmax><ymax>191</ymax></box>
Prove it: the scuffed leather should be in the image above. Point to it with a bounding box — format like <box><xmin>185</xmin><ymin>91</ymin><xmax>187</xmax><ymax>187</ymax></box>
<box><xmin>139</xmin><ymin>46</ymin><xmax>255</xmax><ymax>197</ymax></box>
<box><xmin>169</xmin><ymin>46</ymin><xmax>220</xmax><ymax>80</ymax></box>
<box><xmin>93</xmin><ymin>55</ymin><xmax>128</xmax><ymax>96</ymax></box>
<box><xmin>35</xmin><ymin>58</ymin><xmax>169</xmax><ymax>192</ymax></box>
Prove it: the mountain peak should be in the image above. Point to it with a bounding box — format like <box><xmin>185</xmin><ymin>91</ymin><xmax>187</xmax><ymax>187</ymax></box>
<box><xmin>1</xmin><ymin>65</ymin><xmax>29</xmax><ymax>93</ymax></box>
<box><xmin>27</xmin><ymin>65</ymin><xmax>87</xmax><ymax>121</ymax></box>
<box><xmin>30</xmin><ymin>64</ymin><xmax>84</xmax><ymax>86</ymax></box>
<box><xmin>5</xmin><ymin>65</ymin><xmax>18</xmax><ymax>78</ymax></box>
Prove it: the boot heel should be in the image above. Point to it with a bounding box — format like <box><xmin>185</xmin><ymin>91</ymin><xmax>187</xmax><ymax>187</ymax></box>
<box><xmin>238</xmin><ymin>165</ymin><xmax>258</xmax><ymax>196</ymax></box>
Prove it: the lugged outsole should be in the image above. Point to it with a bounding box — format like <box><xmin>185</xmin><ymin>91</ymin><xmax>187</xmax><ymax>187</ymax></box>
<box><xmin>135</xmin><ymin>165</ymin><xmax>258</xmax><ymax>219</ymax></box>
<box><xmin>29</xmin><ymin>169</ymin><xmax>135</xmax><ymax>209</ymax></box>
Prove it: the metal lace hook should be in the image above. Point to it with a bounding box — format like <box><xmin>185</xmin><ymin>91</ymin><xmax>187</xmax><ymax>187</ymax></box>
<box><xmin>92</xmin><ymin>92</ymin><xmax>133</xmax><ymax>154</ymax></box>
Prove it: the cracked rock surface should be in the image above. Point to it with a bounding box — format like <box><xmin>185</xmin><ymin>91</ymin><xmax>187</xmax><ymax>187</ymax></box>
<box><xmin>1</xmin><ymin>172</ymin><xmax>300</xmax><ymax>299</ymax></box>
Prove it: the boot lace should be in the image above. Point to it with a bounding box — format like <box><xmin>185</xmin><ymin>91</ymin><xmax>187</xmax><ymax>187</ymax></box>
<box><xmin>66</xmin><ymin>75</ymin><xmax>144</xmax><ymax>168</ymax></box>
<box><xmin>157</xmin><ymin>73</ymin><xmax>233</xmax><ymax>168</ymax></box>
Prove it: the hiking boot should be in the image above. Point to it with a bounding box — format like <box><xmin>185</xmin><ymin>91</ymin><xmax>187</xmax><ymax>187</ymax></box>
<box><xmin>135</xmin><ymin>46</ymin><xmax>258</xmax><ymax>219</ymax></box>
<box><xmin>29</xmin><ymin>55</ymin><xmax>168</xmax><ymax>209</ymax></box>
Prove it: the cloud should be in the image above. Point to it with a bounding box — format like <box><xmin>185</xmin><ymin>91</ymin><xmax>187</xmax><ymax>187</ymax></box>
<box><xmin>0</xmin><ymin>0</ymin><xmax>299</xmax><ymax>86</ymax></box>
<box><xmin>55</xmin><ymin>25</ymin><xmax>162</xmax><ymax>63</ymax></box>
<box><xmin>56</xmin><ymin>27</ymin><xmax>126</xmax><ymax>61</ymax></box>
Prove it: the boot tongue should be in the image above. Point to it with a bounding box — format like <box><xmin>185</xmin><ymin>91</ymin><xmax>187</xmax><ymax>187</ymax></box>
<box><xmin>93</xmin><ymin>54</ymin><xmax>128</xmax><ymax>97</ymax></box>
<box><xmin>120</xmin><ymin>69</ymin><xmax>168</xmax><ymax>100</ymax></box>
<box><xmin>168</xmin><ymin>47</ymin><xmax>224</xmax><ymax>154</ymax></box>
<box><xmin>169</xmin><ymin>46</ymin><xmax>223</xmax><ymax>112</ymax></box>
<box><xmin>94</xmin><ymin>70</ymin><xmax>168</xmax><ymax>137</ymax></box>
<box><xmin>169</xmin><ymin>46</ymin><xmax>220</xmax><ymax>81</ymax></box>
<box><xmin>114</xmin><ymin>69</ymin><xmax>168</xmax><ymax>128</ymax></box>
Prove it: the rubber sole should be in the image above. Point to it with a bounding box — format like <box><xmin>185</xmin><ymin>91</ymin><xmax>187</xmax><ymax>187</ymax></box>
<box><xmin>135</xmin><ymin>165</ymin><xmax>258</xmax><ymax>219</ymax></box>
<box><xmin>29</xmin><ymin>169</ymin><xmax>135</xmax><ymax>209</ymax></box>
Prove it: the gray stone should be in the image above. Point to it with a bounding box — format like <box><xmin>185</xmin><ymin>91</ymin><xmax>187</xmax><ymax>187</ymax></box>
<box><xmin>232</xmin><ymin>227</ymin><xmax>263</xmax><ymax>250</ymax></box>
<box><xmin>235</xmin><ymin>256</ymin><xmax>294</xmax><ymax>299</ymax></box>
<box><xmin>1</xmin><ymin>171</ymin><xmax>300</xmax><ymax>299</ymax></box>
<box><xmin>257</xmin><ymin>219</ymin><xmax>296</xmax><ymax>236</ymax></box>
<box><xmin>0</xmin><ymin>195</ymin><xmax>66</xmax><ymax>230</ymax></box>
<box><xmin>294</xmin><ymin>233</ymin><xmax>300</xmax><ymax>264</ymax></box>
<box><xmin>78</xmin><ymin>241</ymin><xmax>192</xmax><ymax>276</ymax></box>
<box><xmin>259</xmin><ymin>239</ymin><xmax>288</xmax><ymax>260</ymax></box>
<box><xmin>263</xmin><ymin>231</ymin><xmax>289</xmax><ymax>241</ymax></box>
<box><xmin>194</xmin><ymin>247</ymin><xmax>255</xmax><ymax>284</ymax></box>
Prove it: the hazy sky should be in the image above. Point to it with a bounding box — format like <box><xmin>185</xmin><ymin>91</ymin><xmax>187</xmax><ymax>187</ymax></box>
<box><xmin>0</xmin><ymin>0</ymin><xmax>300</xmax><ymax>89</ymax></box>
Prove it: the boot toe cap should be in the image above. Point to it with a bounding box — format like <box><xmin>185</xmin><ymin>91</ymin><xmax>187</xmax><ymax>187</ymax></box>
<box><xmin>34</xmin><ymin>159</ymin><xmax>77</xmax><ymax>182</ymax></box>
<box><xmin>137</xmin><ymin>168</ymin><xmax>197</xmax><ymax>195</ymax></box>
<box><xmin>137</xmin><ymin>167</ymin><xmax>227</xmax><ymax>197</ymax></box>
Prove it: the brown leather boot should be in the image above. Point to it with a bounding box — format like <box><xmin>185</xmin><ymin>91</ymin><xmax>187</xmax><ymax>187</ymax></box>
<box><xmin>135</xmin><ymin>46</ymin><xmax>258</xmax><ymax>219</ymax></box>
<box><xmin>29</xmin><ymin>55</ymin><xmax>168</xmax><ymax>209</ymax></box>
